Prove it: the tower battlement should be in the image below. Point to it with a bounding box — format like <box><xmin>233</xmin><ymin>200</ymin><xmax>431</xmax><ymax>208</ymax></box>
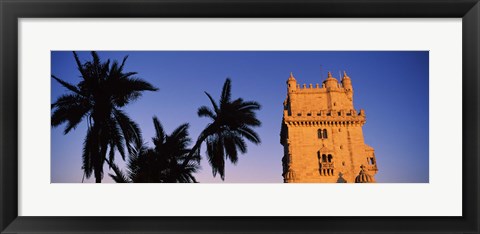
<box><xmin>284</xmin><ymin>108</ymin><xmax>365</xmax><ymax>118</ymax></box>
<box><xmin>292</xmin><ymin>83</ymin><xmax>349</xmax><ymax>93</ymax></box>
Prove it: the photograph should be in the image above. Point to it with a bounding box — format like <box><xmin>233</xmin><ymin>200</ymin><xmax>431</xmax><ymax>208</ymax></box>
<box><xmin>2</xmin><ymin>0</ymin><xmax>477</xmax><ymax>232</ymax></box>
<box><xmin>51</xmin><ymin>51</ymin><xmax>429</xmax><ymax>183</ymax></box>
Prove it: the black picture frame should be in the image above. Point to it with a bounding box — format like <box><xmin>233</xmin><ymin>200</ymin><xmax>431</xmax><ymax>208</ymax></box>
<box><xmin>1</xmin><ymin>0</ymin><xmax>478</xmax><ymax>233</ymax></box>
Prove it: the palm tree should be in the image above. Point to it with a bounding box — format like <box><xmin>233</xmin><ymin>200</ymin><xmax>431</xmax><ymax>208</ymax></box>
<box><xmin>185</xmin><ymin>78</ymin><xmax>262</xmax><ymax>180</ymax></box>
<box><xmin>109</xmin><ymin>117</ymin><xmax>200</xmax><ymax>183</ymax></box>
<box><xmin>51</xmin><ymin>51</ymin><xmax>158</xmax><ymax>183</ymax></box>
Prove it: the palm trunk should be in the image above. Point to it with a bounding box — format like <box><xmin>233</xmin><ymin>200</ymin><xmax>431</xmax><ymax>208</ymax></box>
<box><xmin>99</xmin><ymin>139</ymin><xmax>108</xmax><ymax>183</ymax></box>
<box><xmin>92</xmin><ymin>124</ymin><xmax>102</xmax><ymax>183</ymax></box>
<box><xmin>182</xmin><ymin>134</ymin><xmax>208</xmax><ymax>168</ymax></box>
<box><xmin>182</xmin><ymin>125</ymin><xmax>217</xmax><ymax>168</ymax></box>
<box><xmin>91</xmin><ymin>121</ymin><xmax>106</xmax><ymax>184</ymax></box>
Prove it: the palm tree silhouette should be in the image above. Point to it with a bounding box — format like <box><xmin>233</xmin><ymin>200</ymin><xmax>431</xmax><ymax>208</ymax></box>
<box><xmin>51</xmin><ymin>51</ymin><xmax>158</xmax><ymax>183</ymax></box>
<box><xmin>109</xmin><ymin>117</ymin><xmax>200</xmax><ymax>183</ymax></box>
<box><xmin>185</xmin><ymin>78</ymin><xmax>262</xmax><ymax>180</ymax></box>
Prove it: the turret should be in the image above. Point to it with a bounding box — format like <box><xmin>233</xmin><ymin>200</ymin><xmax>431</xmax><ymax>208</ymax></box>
<box><xmin>287</xmin><ymin>72</ymin><xmax>297</xmax><ymax>93</ymax></box>
<box><xmin>341</xmin><ymin>71</ymin><xmax>354</xmax><ymax>100</ymax></box>
<box><xmin>323</xmin><ymin>71</ymin><xmax>338</xmax><ymax>89</ymax></box>
<box><xmin>355</xmin><ymin>165</ymin><xmax>375</xmax><ymax>183</ymax></box>
<box><xmin>341</xmin><ymin>71</ymin><xmax>352</xmax><ymax>90</ymax></box>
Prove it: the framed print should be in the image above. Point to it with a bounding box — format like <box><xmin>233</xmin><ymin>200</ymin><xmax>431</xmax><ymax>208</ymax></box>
<box><xmin>1</xmin><ymin>0</ymin><xmax>479</xmax><ymax>233</ymax></box>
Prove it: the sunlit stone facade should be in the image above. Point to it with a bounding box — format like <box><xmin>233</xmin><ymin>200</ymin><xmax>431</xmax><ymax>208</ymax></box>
<box><xmin>280</xmin><ymin>72</ymin><xmax>377</xmax><ymax>183</ymax></box>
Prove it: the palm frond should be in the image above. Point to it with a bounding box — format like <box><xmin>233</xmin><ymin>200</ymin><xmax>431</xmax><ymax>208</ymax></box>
<box><xmin>232</xmin><ymin>134</ymin><xmax>247</xmax><ymax>154</ymax></box>
<box><xmin>108</xmin><ymin>145</ymin><xmax>116</xmax><ymax>168</ymax></box>
<box><xmin>197</xmin><ymin>106</ymin><xmax>216</xmax><ymax>119</ymax></box>
<box><xmin>110</xmin><ymin>77</ymin><xmax>158</xmax><ymax>107</ymax></box>
<box><xmin>169</xmin><ymin>123</ymin><xmax>191</xmax><ymax>149</ymax></box>
<box><xmin>52</xmin><ymin>75</ymin><xmax>82</xmax><ymax>95</ymax></box>
<box><xmin>223</xmin><ymin>133</ymin><xmax>239</xmax><ymax>164</ymax></box>
<box><xmin>204</xmin><ymin>91</ymin><xmax>219</xmax><ymax>114</ymax></box>
<box><xmin>119</xmin><ymin>55</ymin><xmax>129</xmax><ymax>71</ymax></box>
<box><xmin>237</xmin><ymin>100</ymin><xmax>262</xmax><ymax>111</ymax></box>
<box><xmin>206</xmin><ymin>135</ymin><xmax>226</xmax><ymax>180</ymax></box>
<box><xmin>237</xmin><ymin>125</ymin><xmax>261</xmax><ymax>144</ymax></box>
<box><xmin>220</xmin><ymin>78</ymin><xmax>232</xmax><ymax>105</ymax></box>
<box><xmin>81</xmin><ymin>128</ymin><xmax>94</xmax><ymax>178</ymax></box>
<box><xmin>108</xmin><ymin>163</ymin><xmax>130</xmax><ymax>183</ymax></box>
<box><xmin>51</xmin><ymin>94</ymin><xmax>91</xmax><ymax>134</ymax></box>
<box><xmin>72</xmin><ymin>51</ymin><xmax>88</xmax><ymax>79</ymax></box>
<box><xmin>107</xmin><ymin>119</ymin><xmax>126</xmax><ymax>161</ymax></box>
<box><xmin>113</xmin><ymin>109</ymin><xmax>142</xmax><ymax>156</ymax></box>
<box><xmin>91</xmin><ymin>51</ymin><xmax>101</xmax><ymax>68</ymax></box>
<box><xmin>152</xmin><ymin>116</ymin><xmax>165</xmax><ymax>146</ymax></box>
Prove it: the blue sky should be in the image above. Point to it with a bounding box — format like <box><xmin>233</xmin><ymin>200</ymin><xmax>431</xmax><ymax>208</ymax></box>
<box><xmin>51</xmin><ymin>51</ymin><xmax>429</xmax><ymax>183</ymax></box>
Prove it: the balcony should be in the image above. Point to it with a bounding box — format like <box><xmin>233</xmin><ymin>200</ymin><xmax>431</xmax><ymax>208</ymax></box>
<box><xmin>319</xmin><ymin>162</ymin><xmax>335</xmax><ymax>176</ymax></box>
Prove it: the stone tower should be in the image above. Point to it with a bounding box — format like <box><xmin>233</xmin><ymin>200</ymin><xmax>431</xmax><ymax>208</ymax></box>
<box><xmin>280</xmin><ymin>72</ymin><xmax>378</xmax><ymax>183</ymax></box>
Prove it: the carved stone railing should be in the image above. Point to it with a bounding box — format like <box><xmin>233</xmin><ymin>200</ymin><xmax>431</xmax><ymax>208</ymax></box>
<box><xmin>319</xmin><ymin>162</ymin><xmax>335</xmax><ymax>176</ymax></box>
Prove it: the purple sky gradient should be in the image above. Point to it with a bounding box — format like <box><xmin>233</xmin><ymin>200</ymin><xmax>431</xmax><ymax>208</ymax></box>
<box><xmin>51</xmin><ymin>51</ymin><xmax>429</xmax><ymax>183</ymax></box>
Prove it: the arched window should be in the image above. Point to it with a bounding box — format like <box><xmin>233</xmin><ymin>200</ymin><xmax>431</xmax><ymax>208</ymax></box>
<box><xmin>318</xmin><ymin>129</ymin><xmax>329</xmax><ymax>139</ymax></box>
<box><xmin>319</xmin><ymin>154</ymin><xmax>335</xmax><ymax>176</ymax></box>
